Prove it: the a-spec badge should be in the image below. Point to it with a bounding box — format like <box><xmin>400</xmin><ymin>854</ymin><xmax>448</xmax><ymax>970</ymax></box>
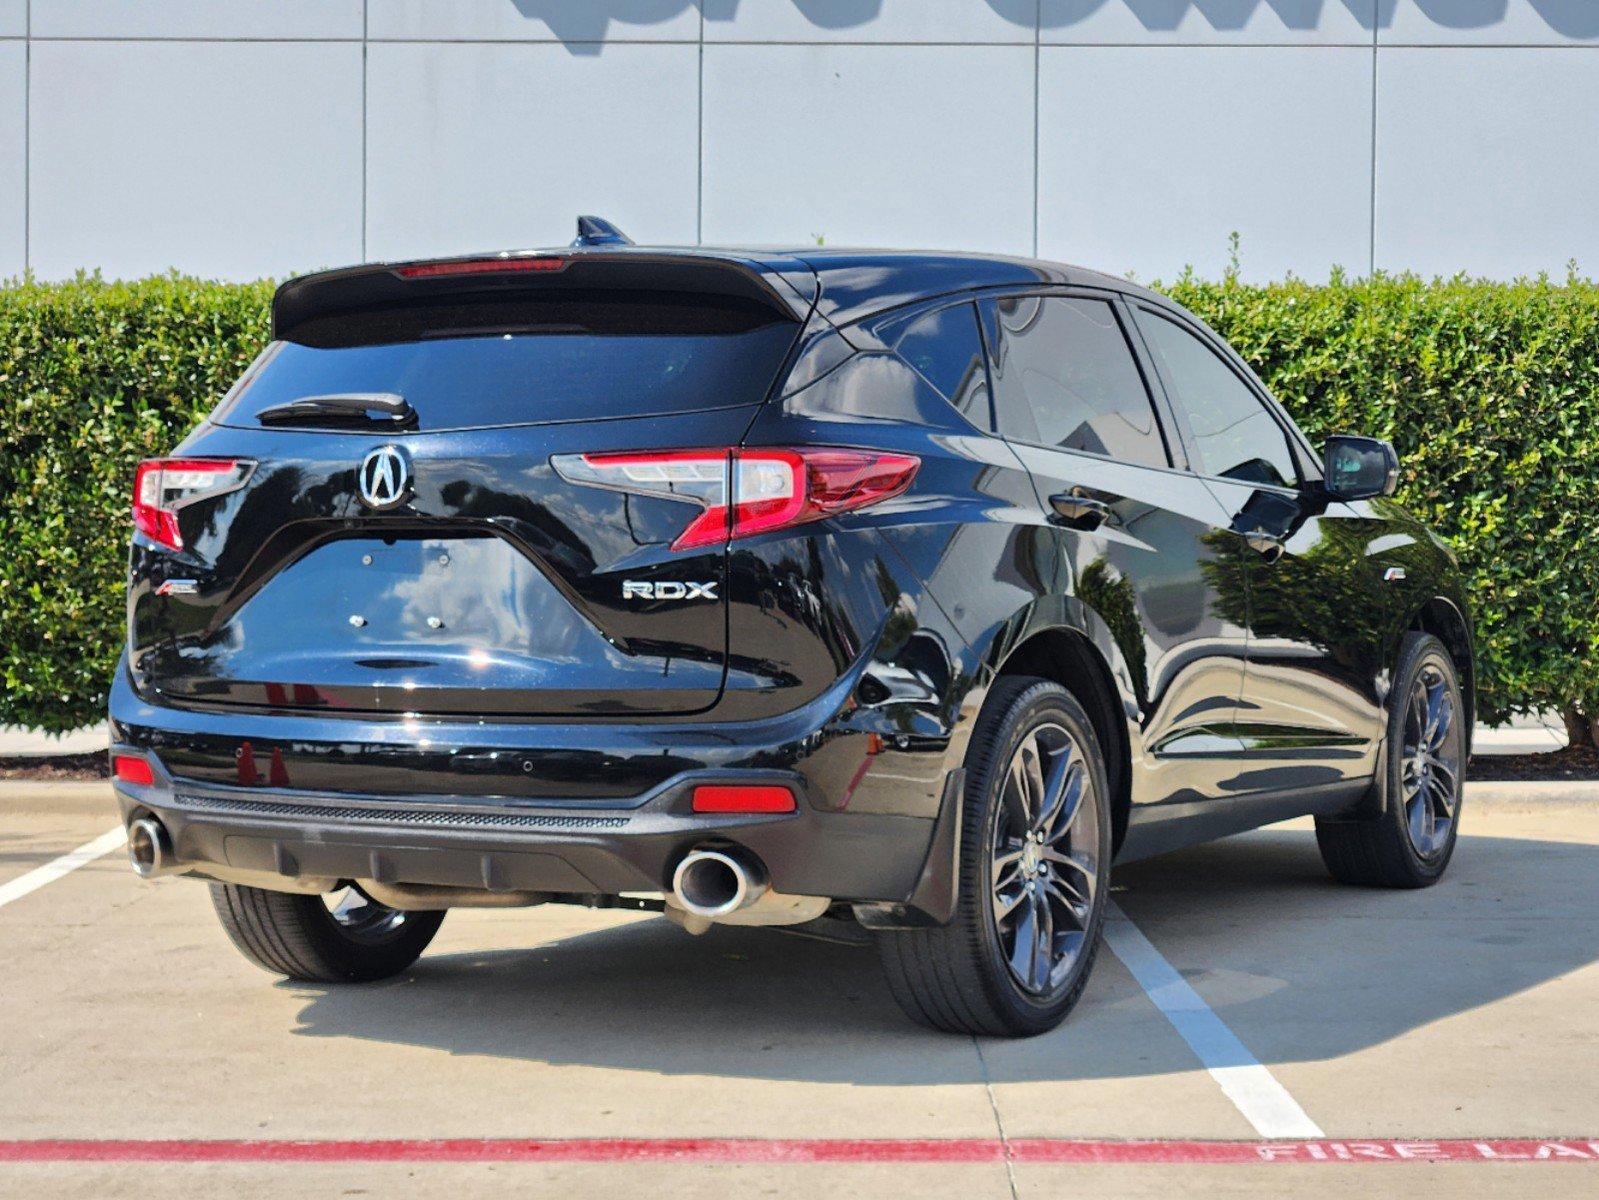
<box><xmin>622</xmin><ymin>581</ymin><xmax>718</xmax><ymax>601</ymax></box>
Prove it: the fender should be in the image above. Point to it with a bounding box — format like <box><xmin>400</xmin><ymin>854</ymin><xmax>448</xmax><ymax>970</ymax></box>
<box><xmin>969</xmin><ymin>594</ymin><xmax>1147</xmax><ymax>757</ymax></box>
<box><xmin>866</xmin><ymin>597</ymin><xmax>1141</xmax><ymax>928</ymax></box>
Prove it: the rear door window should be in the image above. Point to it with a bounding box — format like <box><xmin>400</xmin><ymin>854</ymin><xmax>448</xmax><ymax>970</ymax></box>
<box><xmin>979</xmin><ymin>295</ymin><xmax>1170</xmax><ymax>468</ymax></box>
<box><xmin>213</xmin><ymin>295</ymin><xmax>799</xmax><ymax>432</ymax></box>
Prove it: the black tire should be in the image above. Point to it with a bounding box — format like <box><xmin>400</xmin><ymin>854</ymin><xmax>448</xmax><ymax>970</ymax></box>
<box><xmin>1315</xmin><ymin>632</ymin><xmax>1466</xmax><ymax>888</ymax></box>
<box><xmin>209</xmin><ymin>883</ymin><xmax>444</xmax><ymax>983</ymax></box>
<box><xmin>874</xmin><ymin>675</ymin><xmax>1113</xmax><ymax>1037</ymax></box>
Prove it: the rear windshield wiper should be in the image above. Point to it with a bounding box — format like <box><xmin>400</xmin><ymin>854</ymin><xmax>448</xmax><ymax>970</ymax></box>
<box><xmin>255</xmin><ymin>392</ymin><xmax>417</xmax><ymax>429</ymax></box>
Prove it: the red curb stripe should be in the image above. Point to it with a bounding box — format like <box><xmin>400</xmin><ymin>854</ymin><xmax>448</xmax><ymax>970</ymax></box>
<box><xmin>1</xmin><ymin>1139</ymin><xmax>1598</xmax><ymax>1165</ymax></box>
<box><xmin>0</xmin><ymin>1139</ymin><xmax>994</xmax><ymax>1165</ymax></box>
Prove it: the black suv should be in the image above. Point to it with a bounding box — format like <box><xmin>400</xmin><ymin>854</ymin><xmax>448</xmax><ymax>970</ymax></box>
<box><xmin>111</xmin><ymin>221</ymin><xmax>1472</xmax><ymax>1036</ymax></box>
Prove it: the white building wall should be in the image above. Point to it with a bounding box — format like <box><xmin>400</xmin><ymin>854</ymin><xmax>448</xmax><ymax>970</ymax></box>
<box><xmin>2</xmin><ymin>1</ymin><xmax>1597</xmax><ymax>283</ymax></box>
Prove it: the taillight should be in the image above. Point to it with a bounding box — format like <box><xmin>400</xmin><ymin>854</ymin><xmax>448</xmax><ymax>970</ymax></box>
<box><xmin>132</xmin><ymin>458</ymin><xmax>253</xmax><ymax>552</ymax></box>
<box><xmin>552</xmin><ymin>447</ymin><xmax>919</xmax><ymax>552</ymax></box>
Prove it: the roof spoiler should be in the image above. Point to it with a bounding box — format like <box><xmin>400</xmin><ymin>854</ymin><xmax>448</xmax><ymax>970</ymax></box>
<box><xmin>272</xmin><ymin>245</ymin><xmax>809</xmax><ymax>343</ymax></box>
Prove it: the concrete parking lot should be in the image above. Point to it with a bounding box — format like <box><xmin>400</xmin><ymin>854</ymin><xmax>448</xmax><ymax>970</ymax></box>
<box><xmin>2</xmin><ymin>780</ymin><xmax>1597</xmax><ymax>1198</ymax></box>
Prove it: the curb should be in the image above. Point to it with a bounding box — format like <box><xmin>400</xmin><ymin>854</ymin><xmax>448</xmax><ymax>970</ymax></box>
<box><xmin>0</xmin><ymin>723</ymin><xmax>107</xmax><ymax>759</ymax></box>
<box><xmin>1465</xmin><ymin>780</ymin><xmax>1599</xmax><ymax>805</ymax></box>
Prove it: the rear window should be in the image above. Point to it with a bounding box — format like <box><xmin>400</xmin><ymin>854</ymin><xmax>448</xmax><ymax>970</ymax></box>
<box><xmin>214</xmin><ymin>293</ymin><xmax>799</xmax><ymax>431</ymax></box>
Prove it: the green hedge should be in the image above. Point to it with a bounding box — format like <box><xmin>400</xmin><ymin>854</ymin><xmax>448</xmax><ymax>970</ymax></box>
<box><xmin>1165</xmin><ymin>267</ymin><xmax>1599</xmax><ymax>738</ymax></box>
<box><xmin>1</xmin><ymin>270</ymin><xmax>1595</xmax><ymax>736</ymax></box>
<box><xmin>1</xmin><ymin>275</ymin><xmax>272</xmax><ymax>731</ymax></box>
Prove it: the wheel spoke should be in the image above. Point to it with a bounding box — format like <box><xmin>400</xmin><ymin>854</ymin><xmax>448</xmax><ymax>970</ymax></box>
<box><xmin>1021</xmin><ymin>736</ymin><xmax>1047</xmax><ymax>825</ymax></box>
<box><xmin>324</xmin><ymin>886</ymin><xmax>407</xmax><ymax>942</ymax></box>
<box><xmin>1425</xmin><ymin>771</ymin><xmax>1454</xmax><ymax>819</ymax></box>
<box><xmin>1033</xmin><ymin>748</ymin><xmax>1074</xmax><ymax>837</ymax></box>
<box><xmin>1042</xmin><ymin>763</ymin><xmax>1085</xmax><ymax>844</ymax></box>
<box><xmin>1045</xmin><ymin>877</ymin><xmax>1088</xmax><ymax>925</ymax></box>
<box><xmin>1055</xmin><ymin>929</ymin><xmax>1086</xmax><ymax>972</ymax></box>
<box><xmin>1408</xmin><ymin>686</ymin><xmax>1427</xmax><ymax>751</ymax></box>
<box><xmin>1043</xmin><ymin>847</ymin><xmax>1095</xmax><ymax>905</ymax></box>
<box><xmin>1030</xmin><ymin>892</ymin><xmax>1054</xmax><ymax>991</ymax></box>
<box><xmin>1426</xmin><ymin>757</ymin><xmax>1457</xmax><ymax>807</ymax></box>
<box><xmin>1406</xmin><ymin>792</ymin><xmax>1429</xmax><ymax>848</ymax></box>
<box><xmin>328</xmin><ymin>888</ymin><xmax>362</xmax><ymax>923</ymax></box>
<box><xmin>1002</xmin><ymin>755</ymin><xmax>1030</xmax><ymax>830</ymax></box>
<box><xmin>1432</xmin><ymin>681</ymin><xmax>1458</xmax><ymax>748</ymax></box>
<box><xmin>1429</xmin><ymin>693</ymin><xmax>1454</xmax><ymax>751</ymax></box>
<box><xmin>1007</xmin><ymin>894</ymin><xmax>1039</xmax><ymax>982</ymax></box>
<box><xmin>993</xmin><ymin>883</ymin><xmax>1027</xmax><ymax>924</ymax></box>
<box><xmin>992</xmin><ymin>845</ymin><xmax>1024</xmax><ymax>893</ymax></box>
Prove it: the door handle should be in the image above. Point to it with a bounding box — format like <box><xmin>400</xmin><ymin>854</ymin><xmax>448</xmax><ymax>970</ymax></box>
<box><xmin>1244</xmin><ymin>530</ymin><xmax>1285</xmax><ymax>564</ymax></box>
<box><xmin>1049</xmin><ymin>492</ymin><xmax>1112</xmax><ymax>531</ymax></box>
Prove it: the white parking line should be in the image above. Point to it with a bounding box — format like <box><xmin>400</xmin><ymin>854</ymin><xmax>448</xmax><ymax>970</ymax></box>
<box><xmin>1105</xmin><ymin>901</ymin><xmax>1324</xmax><ymax>1139</ymax></box>
<box><xmin>0</xmin><ymin>827</ymin><xmax>127</xmax><ymax>911</ymax></box>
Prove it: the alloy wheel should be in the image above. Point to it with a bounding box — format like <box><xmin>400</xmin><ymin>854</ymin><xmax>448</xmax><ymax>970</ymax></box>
<box><xmin>1400</xmin><ymin>663</ymin><xmax>1461</xmax><ymax>857</ymax></box>
<box><xmin>990</xmin><ymin>721</ymin><xmax>1101</xmax><ymax>995</ymax></box>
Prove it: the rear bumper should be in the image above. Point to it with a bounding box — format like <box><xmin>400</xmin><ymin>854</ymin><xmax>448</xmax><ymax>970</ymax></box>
<box><xmin>108</xmin><ymin>665</ymin><xmax>950</xmax><ymax>906</ymax></box>
<box><xmin>111</xmin><ymin>771</ymin><xmax>933</xmax><ymax>903</ymax></box>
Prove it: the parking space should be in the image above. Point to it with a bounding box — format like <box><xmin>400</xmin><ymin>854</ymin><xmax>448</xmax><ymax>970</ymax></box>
<box><xmin>1109</xmin><ymin>800</ymin><xmax>1599</xmax><ymax>1139</ymax></box>
<box><xmin>2</xmin><ymin>780</ymin><xmax>1597</xmax><ymax>1197</ymax></box>
<box><xmin>0</xmin><ymin>784</ymin><xmax>114</xmax><ymax>891</ymax></box>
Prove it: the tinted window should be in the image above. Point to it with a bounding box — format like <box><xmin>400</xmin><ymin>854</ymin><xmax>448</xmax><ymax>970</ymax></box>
<box><xmin>214</xmin><ymin>296</ymin><xmax>798</xmax><ymax>432</ymax></box>
<box><xmin>879</xmin><ymin>302</ymin><xmax>990</xmax><ymax>427</ymax></box>
<box><xmin>1135</xmin><ymin>310</ymin><xmax>1300</xmax><ymax>488</ymax></box>
<box><xmin>980</xmin><ymin>296</ymin><xmax>1168</xmax><ymax>468</ymax></box>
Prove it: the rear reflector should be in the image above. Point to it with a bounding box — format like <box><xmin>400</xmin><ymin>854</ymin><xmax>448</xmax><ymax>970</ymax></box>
<box><xmin>394</xmin><ymin>257</ymin><xmax>567</xmax><ymax>280</ymax></box>
<box><xmin>691</xmin><ymin>785</ymin><xmax>797</xmax><ymax>814</ymax></box>
<box><xmin>113</xmin><ymin>755</ymin><xmax>155</xmax><ymax>787</ymax></box>
<box><xmin>552</xmin><ymin>447</ymin><xmax>920</xmax><ymax>552</ymax></box>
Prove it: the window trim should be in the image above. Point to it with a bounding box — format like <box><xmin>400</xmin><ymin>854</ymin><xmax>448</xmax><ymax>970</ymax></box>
<box><xmin>1128</xmin><ymin>302</ymin><xmax>1321</xmax><ymax>493</ymax></box>
<box><xmin>974</xmin><ymin>286</ymin><xmax>1179</xmax><ymax>472</ymax></box>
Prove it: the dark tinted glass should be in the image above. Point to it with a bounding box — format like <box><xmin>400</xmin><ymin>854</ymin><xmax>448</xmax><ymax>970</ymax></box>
<box><xmin>981</xmin><ymin>296</ymin><xmax>1167</xmax><ymax>468</ymax></box>
<box><xmin>1135</xmin><ymin>310</ymin><xmax>1300</xmax><ymax>488</ymax></box>
<box><xmin>215</xmin><ymin>296</ymin><xmax>798</xmax><ymax>432</ymax></box>
<box><xmin>880</xmin><ymin>302</ymin><xmax>990</xmax><ymax>427</ymax></box>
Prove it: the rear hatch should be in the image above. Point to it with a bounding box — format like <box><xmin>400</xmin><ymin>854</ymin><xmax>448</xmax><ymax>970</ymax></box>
<box><xmin>127</xmin><ymin>253</ymin><xmax>810</xmax><ymax>718</ymax></box>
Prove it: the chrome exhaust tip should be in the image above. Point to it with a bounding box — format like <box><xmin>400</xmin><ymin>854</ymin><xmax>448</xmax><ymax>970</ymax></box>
<box><xmin>127</xmin><ymin>817</ymin><xmax>177</xmax><ymax>879</ymax></box>
<box><xmin>671</xmin><ymin>847</ymin><xmax>770</xmax><ymax>919</ymax></box>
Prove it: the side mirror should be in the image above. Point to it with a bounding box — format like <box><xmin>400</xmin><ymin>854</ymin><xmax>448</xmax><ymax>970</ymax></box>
<box><xmin>1323</xmin><ymin>435</ymin><xmax>1399</xmax><ymax>501</ymax></box>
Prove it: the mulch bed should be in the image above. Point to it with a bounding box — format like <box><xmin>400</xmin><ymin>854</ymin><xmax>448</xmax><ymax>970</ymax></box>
<box><xmin>6</xmin><ymin>746</ymin><xmax>1599</xmax><ymax>783</ymax></box>
<box><xmin>1467</xmin><ymin>742</ymin><xmax>1599</xmax><ymax>782</ymax></box>
<box><xmin>0</xmin><ymin>753</ymin><xmax>109</xmax><ymax>781</ymax></box>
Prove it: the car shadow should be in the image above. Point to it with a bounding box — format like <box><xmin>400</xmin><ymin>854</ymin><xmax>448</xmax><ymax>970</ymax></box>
<box><xmin>283</xmin><ymin>826</ymin><xmax>1599</xmax><ymax>1085</ymax></box>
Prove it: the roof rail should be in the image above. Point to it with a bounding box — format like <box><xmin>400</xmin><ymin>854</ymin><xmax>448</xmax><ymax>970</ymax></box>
<box><xmin>572</xmin><ymin>215</ymin><xmax>633</xmax><ymax>248</ymax></box>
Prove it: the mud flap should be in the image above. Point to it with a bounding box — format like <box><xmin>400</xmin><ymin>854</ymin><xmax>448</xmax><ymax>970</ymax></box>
<box><xmin>852</xmin><ymin>766</ymin><xmax>966</xmax><ymax>929</ymax></box>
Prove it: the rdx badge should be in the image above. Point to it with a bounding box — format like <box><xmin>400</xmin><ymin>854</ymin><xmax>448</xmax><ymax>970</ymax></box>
<box><xmin>622</xmin><ymin>580</ymin><xmax>718</xmax><ymax>601</ymax></box>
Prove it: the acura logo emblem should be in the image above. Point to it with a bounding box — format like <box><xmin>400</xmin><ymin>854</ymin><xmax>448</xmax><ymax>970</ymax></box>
<box><xmin>358</xmin><ymin>445</ymin><xmax>411</xmax><ymax>510</ymax></box>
